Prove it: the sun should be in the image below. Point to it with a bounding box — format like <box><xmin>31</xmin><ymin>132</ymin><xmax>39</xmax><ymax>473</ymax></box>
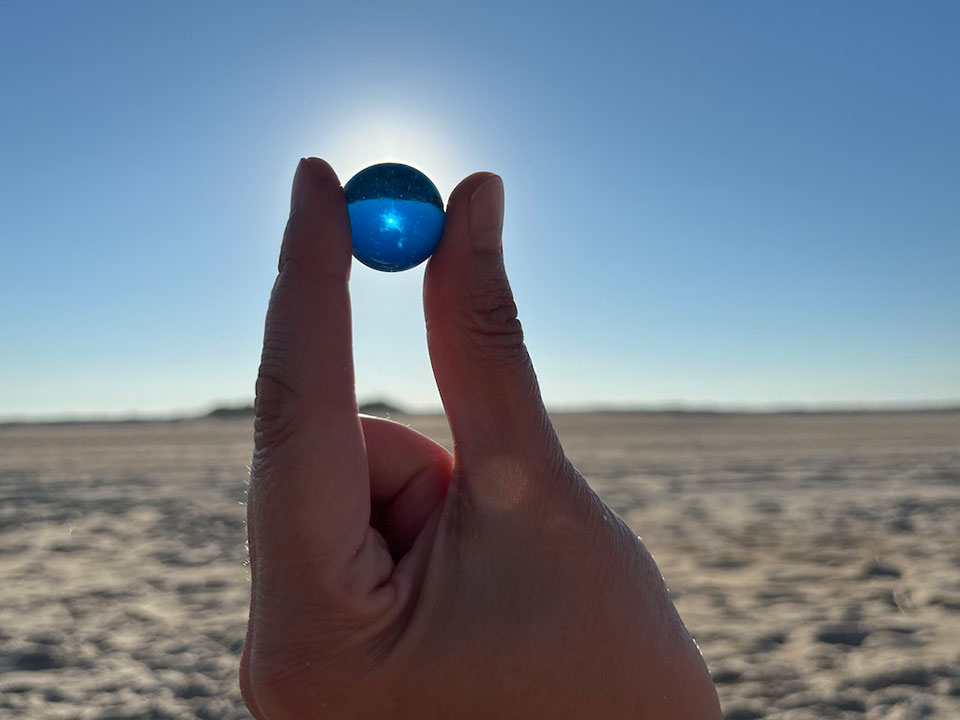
<box><xmin>380</xmin><ymin>208</ymin><xmax>404</xmax><ymax>232</ymax></box>
<box><xmin>319</xmin><ymin>107</ymin><xmax>463</xmax><ymax>204</ymax></box>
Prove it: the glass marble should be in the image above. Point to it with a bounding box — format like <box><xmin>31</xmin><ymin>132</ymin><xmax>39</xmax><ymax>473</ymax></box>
<box><xmin>344</xmin><ymin>163</ymin><xmax>445</xmax><ymax>272</ymax></box>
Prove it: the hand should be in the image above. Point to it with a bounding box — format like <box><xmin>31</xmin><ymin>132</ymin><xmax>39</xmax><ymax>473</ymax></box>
<box><xmin>239</xmin><ymin>158</ymin><xmax>721</xmax><ymax>719</ymax></box>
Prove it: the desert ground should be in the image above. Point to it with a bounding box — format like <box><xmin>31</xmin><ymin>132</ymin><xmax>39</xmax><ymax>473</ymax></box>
<box><xmin>1</xmin><ymin>411</ymin><xmax>958</xmax><ymax>719</ymax></box>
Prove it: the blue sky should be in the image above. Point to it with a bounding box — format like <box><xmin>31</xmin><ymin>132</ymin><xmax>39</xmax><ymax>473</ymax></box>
<box><xmin>1</xmin><ymin>1</ymin><xmax>958</xmax><ymax>418</ymax></box>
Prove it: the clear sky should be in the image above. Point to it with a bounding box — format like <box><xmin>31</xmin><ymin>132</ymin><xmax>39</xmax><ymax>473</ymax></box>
<box><xmin>1</xmin><ymin>1</ymin><xmax>958</xmax><ymax>419</ymax></box>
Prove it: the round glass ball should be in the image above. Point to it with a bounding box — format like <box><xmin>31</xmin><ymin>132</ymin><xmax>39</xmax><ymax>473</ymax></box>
<box><xmin>344</xmin><ymin>163</ymin><xmax>445</xmax><ymax>272</ymax></box>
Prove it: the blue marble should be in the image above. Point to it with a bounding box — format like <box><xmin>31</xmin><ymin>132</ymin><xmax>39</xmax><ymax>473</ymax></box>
<box><xmin>344</xmin><ymin>163</ymin><xmax>445</xmax><ymax>272</ymax></box>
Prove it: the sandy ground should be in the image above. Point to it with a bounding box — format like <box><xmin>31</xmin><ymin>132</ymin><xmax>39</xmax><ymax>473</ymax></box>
<box><xmin>1</xmin><ymin>412</ymin><xmax>958</xmax><ymax>719</ymax></box>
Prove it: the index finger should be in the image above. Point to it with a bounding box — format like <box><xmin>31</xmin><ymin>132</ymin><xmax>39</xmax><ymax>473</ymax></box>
<box><xmin>250</xmin><ymin>158</ymin><xmax>370</xmax><ymax>587</ymax></box>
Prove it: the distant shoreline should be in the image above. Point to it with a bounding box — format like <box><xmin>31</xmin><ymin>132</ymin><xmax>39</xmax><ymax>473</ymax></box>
<box><xmin>2</xmin><ymin>402</ymin><xmax>958</xmax><ymax>428</ymax></box>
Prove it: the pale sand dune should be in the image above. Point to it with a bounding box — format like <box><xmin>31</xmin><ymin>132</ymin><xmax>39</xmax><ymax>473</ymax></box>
<box><xmin>1</xmin><ymin>412</ymin><xmax>959</xmax><ymax>718</ymax></box>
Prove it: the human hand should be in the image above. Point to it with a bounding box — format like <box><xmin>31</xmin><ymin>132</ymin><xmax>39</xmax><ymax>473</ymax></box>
<box><xmin>239</xmin><ymin>158</ymin><xmax>721</xmax><ymax>719</ymax></box>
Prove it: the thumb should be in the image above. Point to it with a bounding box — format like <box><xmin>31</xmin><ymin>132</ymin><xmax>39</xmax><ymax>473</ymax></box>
<box><xmin>423</xmin><ymin>173</ymin><xmax>564</xmax><ymax>483</ymax></box>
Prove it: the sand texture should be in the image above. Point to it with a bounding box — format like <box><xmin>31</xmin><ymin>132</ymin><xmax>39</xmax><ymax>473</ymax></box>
<box><xmin>1</xmin><ymin>412</ymin><xmax>959</xmax><ymax>718</ymax></box>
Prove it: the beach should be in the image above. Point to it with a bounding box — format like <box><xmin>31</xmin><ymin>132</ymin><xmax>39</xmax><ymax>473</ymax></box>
<box><xmin>1</xmin><ymin>411</ymin><xmax>958</xmax><ymax>718</ymax></box>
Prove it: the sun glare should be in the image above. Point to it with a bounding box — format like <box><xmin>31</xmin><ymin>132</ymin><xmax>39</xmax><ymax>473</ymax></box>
<box><xmin>381</xmin><ymin>209</ymin><xmax>403</xmax><ymax>232</ymax></box>
<box><xmin>321</xmin><ymin>109</ymin><xmax>462</xmax><ymax>203</ymax></box>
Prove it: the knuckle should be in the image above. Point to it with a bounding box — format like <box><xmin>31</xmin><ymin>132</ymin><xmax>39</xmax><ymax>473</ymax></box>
<box><xmin>253</xmin><ymin>369</ymin><xmax>303</xmax><ymax>455</ymax></box>
<box><xmin>278</xmin><ymin>209</ymin><xmax>321</xmax><ymax>272</ymax></box>
<box><xmin>457</xmin><ymin>271</ymin><xmax>526</xmax><ymax>360</ymax></box>
<box><xmin>254</xmin><ymin>292</ymin><xmax>309</xmax><ymax>457</ymax></box>
<box><xmin>277</xmin><ymin>211</ymin><xmax>308</xmax><ymax>273</ymax></box>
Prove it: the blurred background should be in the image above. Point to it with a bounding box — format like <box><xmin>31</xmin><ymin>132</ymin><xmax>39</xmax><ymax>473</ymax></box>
<box><xmin>1</xmin><ymin>2</ymin><xmax>958</xmax><ymax>719</ymax></box>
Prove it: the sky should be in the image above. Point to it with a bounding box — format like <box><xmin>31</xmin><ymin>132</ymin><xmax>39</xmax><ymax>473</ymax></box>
<box><xmin>1</xmin><ymin>1</ymin><xmax>958</xmax><ymax>419</ymax></box>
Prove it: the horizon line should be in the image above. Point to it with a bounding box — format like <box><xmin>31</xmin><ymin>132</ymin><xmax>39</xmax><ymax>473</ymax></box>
<box><xmin>2</xmin><ymin>399</ymin><xmax>959</xmax><ymax>428</ymax></box>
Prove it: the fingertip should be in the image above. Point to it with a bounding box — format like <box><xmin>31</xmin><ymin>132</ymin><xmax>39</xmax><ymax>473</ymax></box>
<box><xmin>303</xmin><ymin>157</ymin><xmax>340</xmax><ymax>184</ymax></box>
<box><xmin>447</xmin><ymin>171</ymin><xmax>500</xmax><ymax>212</ymax></box>
<box><xmin>429</xmin><ymin>172</ymin><xmax>502</xmax><ymax>270</ymax></box>
<box><xmin>281</xmin><ymin>156</ymin><xmax>352</xmax><ymax>276</ymax></box>
<box><xmin>291</xmin><ymin>157</ymin><xmax>342</xmax><ymax>211</ymax></box>
<box><xmin>468</xmin><ymin>174</ymin><xmax>504</xmax><ymax>250</ymax></box>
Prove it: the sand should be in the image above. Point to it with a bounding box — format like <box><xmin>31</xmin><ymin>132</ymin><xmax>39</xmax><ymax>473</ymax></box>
<box><xmin>1</xmin><ymin>412</ymin><xmax>958</xmax><ymax>718</ymax></box>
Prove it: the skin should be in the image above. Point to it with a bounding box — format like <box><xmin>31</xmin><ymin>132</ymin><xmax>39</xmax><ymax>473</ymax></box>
<box><xmin>239</xmin><ymin>158</ymin><xmax>723</xmax><ymax>719</ymax></box>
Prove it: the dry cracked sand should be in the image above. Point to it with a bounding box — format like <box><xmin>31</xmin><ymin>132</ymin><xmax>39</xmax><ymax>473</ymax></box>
<box><xmin>1</xmin><ymin>412</ymin><xmax>958</xmax><ymax>719</ymax></box>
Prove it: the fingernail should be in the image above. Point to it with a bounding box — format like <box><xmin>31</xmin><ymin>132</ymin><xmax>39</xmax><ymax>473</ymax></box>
<box><xmin>290</xmin><ymin>158</ymin><xmax>312</xmax><ymax>214</ymax></box>
<box><xmin>469</xmin><ymin>174</ymin><xmax>504</xmax><ymax>251</ymax></box>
